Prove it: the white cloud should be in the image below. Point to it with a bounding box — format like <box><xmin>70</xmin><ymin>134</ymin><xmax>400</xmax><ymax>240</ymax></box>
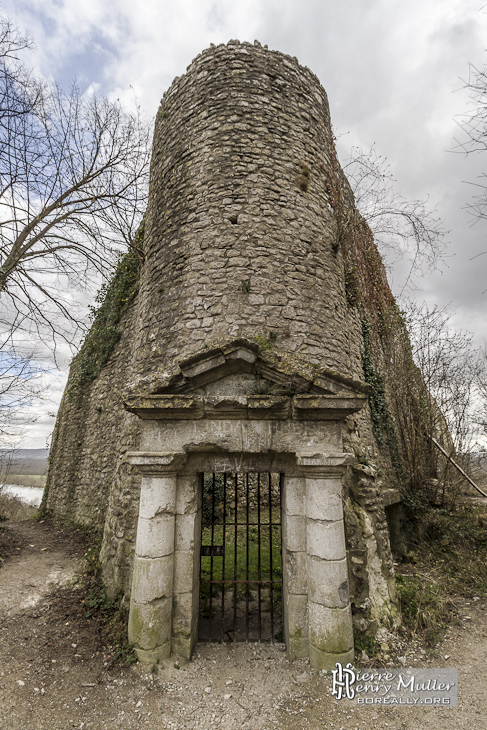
<box><xmin>2</xmin><ymin>0</ymin><xmax>487</xmax><ymax>445</ymax></box>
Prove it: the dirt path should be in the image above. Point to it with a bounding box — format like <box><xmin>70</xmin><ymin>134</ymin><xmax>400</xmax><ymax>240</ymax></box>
<box><xmin>0</xmin><ymin>520</ymin><xmax>486</xmax><ymax>730</ymax></box>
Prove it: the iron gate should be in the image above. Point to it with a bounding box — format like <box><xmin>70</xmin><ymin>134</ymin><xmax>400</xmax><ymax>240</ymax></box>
<box><xmin>199</xmin><ymin>472</ymin><xmax>283</xmax><ymax>643</ymax></box>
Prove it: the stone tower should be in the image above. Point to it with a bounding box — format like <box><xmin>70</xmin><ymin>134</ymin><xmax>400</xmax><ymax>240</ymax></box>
<box><xmin>43</xmin><ymin>41</ymin><xmax>428</xmax><ymax>670</ymax></box>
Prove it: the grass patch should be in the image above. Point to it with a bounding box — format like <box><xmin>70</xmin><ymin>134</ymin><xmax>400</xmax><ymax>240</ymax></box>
<box><xmin>396</xmin><ymin>499</ymin><xmax>487</xmax><ymax>645</ymax></box>
<box><xmin>4</xmin><ymin>474</ymin><xmax>46</xmax><ymax>487</ymax></box>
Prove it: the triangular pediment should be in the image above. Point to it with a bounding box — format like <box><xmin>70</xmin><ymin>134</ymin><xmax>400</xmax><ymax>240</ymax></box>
<box><xmin>124</xmin><ymin>339</ymin><xmax>370</xmax><ymax>421</ymax></box>
<box><xmin>146</xmin><ymin>339</ymin><xmax>369</xmax><ymax>397</ymax></box>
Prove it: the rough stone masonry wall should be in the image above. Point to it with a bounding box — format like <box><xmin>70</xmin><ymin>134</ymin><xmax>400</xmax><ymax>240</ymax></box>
<box><xmin>43</xmin><ymin>40</ymin><xmax>435</xmax><ymax>637</ymax></box>
<box><xmin>130</xmin><ymin>39</ymin><xmax>365</xmax><ymax>389</ymax></box>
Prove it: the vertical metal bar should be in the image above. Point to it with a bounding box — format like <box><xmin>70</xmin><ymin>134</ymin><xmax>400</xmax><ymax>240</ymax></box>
<box><xmin>221</xmin><ymin>473</ymin><xmax>227</xmax><ymax>642</ymax></box>
<box><xmin>269</xmin><ymin>472</ymin><xmax>274</xmax><ymax>642</ymax></box>
<box><xmin>257</xmin><ymin>472</ymin><xmax>262</xmax><ymax>641</ymax></box>
<box><xmin>209</xmin><ymin>473</ymin><xmax>216</xmax><ymax>631</ymax></box>
<box><xmin>279</xmin><ymin>472</ymin><xmax>284</xmax><ymax>641</ymax></box>
<box><xmin>233</xmin><ymin>472</ymin><xmax>238</xmax><ymax>640</ymax></box>
<box><xmin>245</xmin><ymin>472</ymin><xmax>250</xmax><ymax>641</ymax></box>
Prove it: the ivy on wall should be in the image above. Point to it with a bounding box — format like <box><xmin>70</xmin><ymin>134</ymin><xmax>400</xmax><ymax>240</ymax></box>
<box><xmin>68</xmin><ymin>224</ymin><xmax>144</xmax><ymax>397</ymax></box>
<box><xmin>361</xmin><ymin>319</ymin><xmax>404</xmax><ymax>480</ymax></box>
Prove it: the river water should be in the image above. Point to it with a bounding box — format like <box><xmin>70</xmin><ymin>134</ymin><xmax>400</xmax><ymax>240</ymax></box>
<box><xmin>2</xmin><ymin>484</ymin><xmax>44</xmax><ymax>507</ymax></box>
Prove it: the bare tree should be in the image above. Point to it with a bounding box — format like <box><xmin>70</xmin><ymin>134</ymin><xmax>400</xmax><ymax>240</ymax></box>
<box><xmin>403</xmin><ymin>301</ymin><xmax>484</xmax><ymax>452</ymax></box>
<box><xmin>393</xmin><ymin>300</ymin><xmax>486</xmax><ymax>504</ymax></box>
<box><xmin>343</xmin><ymin>145</ymin><xmax>447</xmax><ymax>292</ymax></box>
<box><xmin>0</xmin><ymin>331</ymin><xmax>46</xmax><ymax>449</ymax></box>
<box><xmin>455</xmin><ymin>62</ymin><xmax>487</xmax><ymax>224</ymax></box>
<box><xmin>0</xmin><ymin>15</ymin><xmax>151</xmax><ymax>348</ymax></box>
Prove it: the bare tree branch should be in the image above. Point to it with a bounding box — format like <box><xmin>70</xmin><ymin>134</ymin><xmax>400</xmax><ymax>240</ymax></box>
<box><xmin>343</xmin><ymin>145</ymin><xmax>448</xmax><ymax>292</ymax></box>
<box><xmin>0</xmin><ymin>17</ymin><xmax>151</xmax><ymax>348</ymax></box>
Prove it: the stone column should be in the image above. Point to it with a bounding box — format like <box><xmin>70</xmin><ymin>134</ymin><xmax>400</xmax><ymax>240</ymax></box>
<box><xmin>281</xmin><ymin>475</ymin><xmax>308</xmax><ymax>661</ymax></box>
<box><xmin>126</xmin><ymin>452</ymin><xmax>186</xmax><ymax>664</ymax></box>
<box><xmin>171</xmin><ymin>474</ymin><xmax>201</xmax><ymax>660</ymax></box>
<box><xmin>297</xmin><ymin>454</ymin><xmax>354</xmax><ymax>671</ymax></box>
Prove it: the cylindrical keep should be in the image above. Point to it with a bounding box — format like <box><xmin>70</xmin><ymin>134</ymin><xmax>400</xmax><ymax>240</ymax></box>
<box><xmin>134</xmin><ymin>41</ymin><xmax>361</xmax><ymax>381</ymax></box>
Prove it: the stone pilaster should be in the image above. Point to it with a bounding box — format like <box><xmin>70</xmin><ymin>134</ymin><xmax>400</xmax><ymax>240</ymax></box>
<box><xmin>297</xmin><ymin>454</ymin><xmax>354</xmax><ymax>671</ymax></box>
<box><xmin>172</xmin><ymin>474</ymin><xmax>201</xmax><ymax>660</ymax></box>
<box><xmin>126</xmin><ymin>452</ymin><xmax>186</xmax><ymax>664</ymax></box>
<box><xmin>281</xmin><ymin>475</ymin><xmax>308</xmax><ymax>660</ymax></box>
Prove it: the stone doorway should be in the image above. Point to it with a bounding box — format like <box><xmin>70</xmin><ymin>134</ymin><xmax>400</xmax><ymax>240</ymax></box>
<box><xmin>199</xmin><ymin>472</ymin><xmax>283</xmax><ymax>644</ymax></box>
<box><xmin>125</xmin><ymin>340</ymin><xmax>369</xmax><ymax>669</ymax></box>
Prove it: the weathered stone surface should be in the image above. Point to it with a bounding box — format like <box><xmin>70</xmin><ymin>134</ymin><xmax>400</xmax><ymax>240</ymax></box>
<box><xmin>308</xmin><ymin>603</ymin><xmax>354</xmax><ymax>655</ymax></box>
<box><xmin>128</xmin><ymin>598</ymin><xmax>172</xmax><ymax>650</ymax></box>
<box><xmin>284</xmin><ymin>550</ymin><xmax>308</xmax><ymax>595</ymax></box>
<box><xmin>282</xmin><ymin>476</ymin><xmax>306</xmax><ymax>517</ymax></box>
<box><xmin>283</xmin><ymin>514</ymin><xmax>307</xmax><ymax>553</ymax></box>
<box><xmin>307</xmin><ymin>556</ymin><xmax>350</xmax><ymax>608</ymax></box>
<box><xmin>307</xmin><ymin>519</ymin><xmax>347</xmax><ymax>561</ymax></box>
<box><xmin>306</xmin><ymin>477</ymin><xmax>343</xmax><ymax>522</ymax></box>
<box><xmin>131</xmin><ymin>555</ymin><xmax>173</xmax><ymax>603</ymax></box>
<box><xmin>135</xmin><ymin>515</ymin><xmax>175</xmax><ymax>558</ymax></box>
<box><xmin>139</xmin><ymin>476</ymin><xmax>177</xmax><ymax>519</ymax></box>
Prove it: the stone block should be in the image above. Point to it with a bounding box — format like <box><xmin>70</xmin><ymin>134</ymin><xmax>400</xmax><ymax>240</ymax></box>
<box><xmin>309</xmin><ymin>645</ymin><xmax>354</xmax><ymax>672</ymax></box>
<box><xmin>306</xmin><ymin>519</ymin><xmax>346</xmax><ymax>561</ymax></box>
<box><xmin>131</xmin><ymin>555</ymin><xmax>173</xmax><ymax>603</ymax></box>
<box><xmin>135</xmin><ymin>515</ymin><xmax>175</xmax><ymax>558</ymax></box>
<box><xmin>283</xmin><ymin>549</ymin><xmax>307</xmax><ymax>595</ymax></box>
<box><xmin>287</xmin><ymin>634</ymin><xmax>310</xmax><ymax>662</ymax></box>
<box><xmin>306</xmin><ymin>478</ymin><xmax>343</xmax><ymax>522</ymax></box>
<box><xmin>172</xmin><ymin>592</ymin><xmax>194</xmax><ymax>636</ymax></box>
<box><xmin>175</xmin><ymin>513</ymin><xmax>197</xmax><ymax>551</ymax></box>
<box><xmin>285</xmin><ymin>592</ymin><xmax>308</xmax><ymax>638</ymax></box>
<box><xmin>171</xmin><ymin>633</ymin><xmax>193</xmax><ymax>662</ymax></box>
<box><xmin>282</xmin><ymin>513</ymin><xmax>306</xmax><ymax>553</ymax></box>
<box><xmin>283</xmin><ymin>476</ymin><xmax>305</xmax><ymax>516</ymax></box>
<box><xmin>308</xmin><ymin>602</ymin><xmax>354</xmax><ymax>655</ymax></box>
<box><xmin>139</xmin><ymin>476</ymin><xmax>177</xmax><ymax>519</ymax></box>
<box><xmin>176</xmin><ymin>475</ymin><xmax>198</xmax><ymax>514</ymax></box>
<box><xmin>135</xmin><ymin>642</ymin><xmax>171</xmax><ymax>665</ymax></box>
<box><xmin>173</xmin><ymin>550</ymin><xmax>195</xmax><ymax>594</ymax></box>
<box><xmin>307</xmin><ymin>556</ymin><xmax>349</xmax><ymax>608</ymax></box>
<box><xmin>128</xmin><ymin>597</ymin><xmax>172</xmax><ymax>650</ymax></box>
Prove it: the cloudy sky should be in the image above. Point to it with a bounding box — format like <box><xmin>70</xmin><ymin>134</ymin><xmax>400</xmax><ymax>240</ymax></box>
<box><xmin>2</xmin><ymin>0</ymin><xmax>487</xmax><ymax>448</ymax></box>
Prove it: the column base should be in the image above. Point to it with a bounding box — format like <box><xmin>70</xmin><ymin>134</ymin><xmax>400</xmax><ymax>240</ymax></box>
<box><xmin>135</xmin><ymin>641</ymin><xmax>171</xmax><ymax>665</ymax></box>
<box><xmin>310</xmin><ymin>645</ymin><xmax>354</xmax><ymax>672</ymax></box>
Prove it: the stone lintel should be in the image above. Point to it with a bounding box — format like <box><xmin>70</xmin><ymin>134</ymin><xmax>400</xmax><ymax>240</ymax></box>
<box><xmin>124</xmin><ymin>394</ymin><xmax>366</xmax><ymax>421</ymax></box>
<box><xmin>296</xmin><ymin>452</ymin><xmax>355</xmax><ymax>475</ymax></box>
<box><xmin>126</xmin><ymin>451</ymin><xmax>187</xmax><ymax>475</ymax></box>
<box><xmin>125</xmin><ymin>395</ymin><xmax>204</xmax><ymax>419</ymax></box>
<box><xmin>293</xmin><ymin>394</ymin><xmax>367</xmax><ymax>419</ymax></box>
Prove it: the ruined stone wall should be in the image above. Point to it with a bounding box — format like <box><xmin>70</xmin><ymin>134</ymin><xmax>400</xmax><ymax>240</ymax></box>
<box><xmin>130</xmin><ymin>40</ymin><xmax>364</xmax><ymax>391</ymax></box>
<box><xmin>42</xmin><ymin>296</ymin><xmax>141</xmax><ymax>542</ymax></box>
<box><xmin>44</xmin><ymin>41</ymin><xmax>437</xmax><ymax>636</ymax></box>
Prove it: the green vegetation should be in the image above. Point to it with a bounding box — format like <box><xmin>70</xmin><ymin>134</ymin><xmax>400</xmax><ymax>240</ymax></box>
<box><xmin>200</xmin><ymin>522</ymin><xmax>282</xmax><ymax>593</ymax></box>
<box><xmin>361</xmin><ymin>318</ymin><xmax>403</xmax><ymax>478</ymax></box>
<box><xmin>68</xmin><ymin>224</ymin><xmax>143</xmax><ymax>396</ymax></box>
<box><xmin>200</xmin><ymin>474</ymin><xmax>282</xmax><ymax>627</ymax></box>
<box><xmin>255</xmin><ymin>331</ymin><xmax>277</xmax><ymax>352</ymax></box>
<box><xmin>5</xmin><ymin>474</ymin><xmax>45</xmax><ymax>488</ymax></box>
<box><xmin>354</xmin><ymin>634</ymin><xmax>380</xmax><ymax>658</ymax></box>
<box><xmin>396</xmin><ymin>500</ymin><xmax>487</xmax><ymax>646</ymax></box>
<box><xmin>80</xmin><ymin>542</ymin><xmax>137</xmax><ymax>666</ymax></box>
